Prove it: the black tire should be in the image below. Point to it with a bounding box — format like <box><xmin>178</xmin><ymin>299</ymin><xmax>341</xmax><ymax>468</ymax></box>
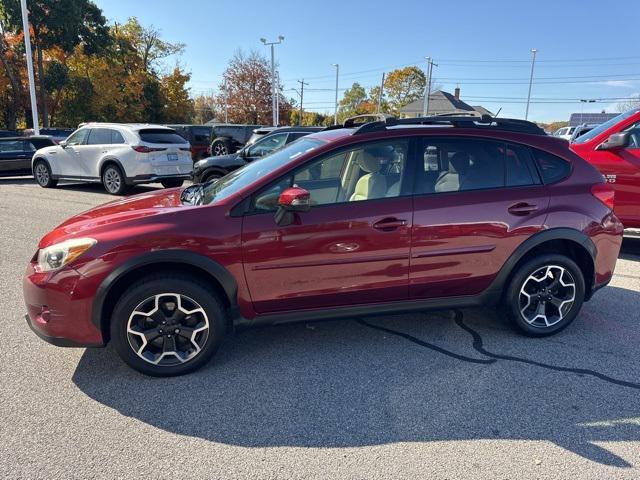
<box><xmin>160</xmin><ymin>179</ymin><xmax>184</xmax><ymax>188</ymax></box>
<box><xmin>211</xmin><ymin>137</ymin><xmax>233</xmax><ymax>156</ymax></box>
<box><xmin>33</xmin><ymin>160</ymin><xmax>58</xmax><ymax>188</ymax></box>
<box><xmin>101</xmin><ymin>164</ymin><xmax>128</xmax><ymax>195</ymax></box>
<box><xmin>504</xmin><ymin>254</ymin><xmax>585</xmax><ymax>337</ymax></box>
<box><xmin>110</xmin><ymin>274</ymin><xmax>226</xmax><ymax>377</ymax></box>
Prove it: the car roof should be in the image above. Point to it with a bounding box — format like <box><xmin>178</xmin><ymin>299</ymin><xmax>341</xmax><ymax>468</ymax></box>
<box><xmin>0</xmin><ymin>135</ymin><xmax>53</xmax><ymax>141</ymax></box>
<box><xmin>78</xmin><ymin>123</ymin><xmax>175</xmax><ymax>131</ymax></box>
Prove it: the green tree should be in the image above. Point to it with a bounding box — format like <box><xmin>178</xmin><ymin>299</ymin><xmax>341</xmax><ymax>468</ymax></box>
<box><xmin>1</xmin><ymin>0</ymin><xmax>110</xmax><ymax>126</ymax></box>
<box><xmin>118</xmin><ymin>17</ymin><xmax>184</xmax><ymax>74</ymax></box>
<box><xmin>337</xmin><ymin>82</ymin><xmax>376</xmax><ymax>122</ymax></box>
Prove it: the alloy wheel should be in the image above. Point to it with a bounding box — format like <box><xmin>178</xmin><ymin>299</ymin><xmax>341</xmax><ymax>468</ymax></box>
<box><xmin>35</xmin><ymin>163</ymin><xmax>49</xmax><ymax>185</ymax></box>
<box><xmin>519</xmin><ymin>265</ymin><xmax>576</xmax><ymax>328</ymax></box>
<box><xmin>126</xmin><ymin>293</ymin><xmax>210</xmax><ymax>366</ymax></box>
<box><xmin>213</xmin><ymin>143</ymin><xmax>227</xmax><ymax>155</ymax></box>
<box><xmin>104</xmin><ymin>167</ymin><xmax>122</xmax><ymax>193</ymax></box>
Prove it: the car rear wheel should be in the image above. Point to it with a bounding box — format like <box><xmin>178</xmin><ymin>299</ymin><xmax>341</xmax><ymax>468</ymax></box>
<box><xmin>160</xmin><ymin>179</ymin><xmax>184</xmax><ymax>188</ymax></box>
<box><xmin>110</xmin><ymin>275</ymin><xmax>225</xmax><ymax>376</ymax></box>
<box><xmin>504</xmin><ymin>254</ymin><xmax>585</xmax><ymax>336</ymax></box>
<box><xmin>102</xmin><ymin>164</ymin><xmax>127</xmax><ymax>195</ymax></box>
<box><xmin>33</xmin><ymin>160</ymin><xmax>58</xmax><ymax>188</ymax></box>
<box><xmin>211</xmin><ymin>138</ymin><xmax>232</xmax><ymax>156</ymax></box>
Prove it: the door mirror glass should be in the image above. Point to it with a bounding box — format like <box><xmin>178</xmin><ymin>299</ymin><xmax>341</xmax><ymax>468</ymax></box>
<box><xmin>598</xmin><ymin>132</ymin><xmax>630</xmax><ymax>150</ymax></box>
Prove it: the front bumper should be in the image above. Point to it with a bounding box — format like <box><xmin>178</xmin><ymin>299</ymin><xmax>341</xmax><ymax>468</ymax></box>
<box><xmin>23</xmin><ymin>263</ymin><xmax>105</xmax><ymax>347</ymax></box>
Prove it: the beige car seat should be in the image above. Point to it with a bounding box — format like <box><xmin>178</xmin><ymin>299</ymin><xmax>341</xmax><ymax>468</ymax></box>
<box><xmin>350</xmin><ymin>152</ymin><xmax>387</xmax><ymax>201</ymax></box>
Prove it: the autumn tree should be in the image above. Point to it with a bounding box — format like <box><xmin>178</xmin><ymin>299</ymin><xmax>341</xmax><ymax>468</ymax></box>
<box><xmin>216</xmin><ymin>50</ymin><xmax>291</xmax><ymax>125</ymax></box>
<box><xmin>382</xmin><ymin>66</ymin><xmax>426</xmax><ymax>115</ymax></box>
<box><xmin>162</xmin><ymin>67</ymin><xmax>193</xmax><ymax>122</ymax></box>
<box><xmin>1</xmin><ymin>0</ymin><xmax>110</xmax><ymax>127</ymax></box>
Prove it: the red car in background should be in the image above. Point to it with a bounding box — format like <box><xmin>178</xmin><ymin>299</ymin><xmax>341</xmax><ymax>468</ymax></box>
<box><xmin>570</xmin><ymin>108</ymin><xmax>640</xmax><ymax>228</ymax></box>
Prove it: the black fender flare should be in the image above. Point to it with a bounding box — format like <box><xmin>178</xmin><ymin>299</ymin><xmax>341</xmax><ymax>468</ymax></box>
<box><xmin>91</xmin><ymin>250</ymin><xmax>238</xmax><ymax>331</ymax></box>
<box><xmin>483</xmin><ymin>227</ymin><xmax>596</xmax><ymax>303</ymax></box>
<box><xmin>99</xmin><ymin>157</ymin><xmax>127</xmax><ymax>181</ymax></box>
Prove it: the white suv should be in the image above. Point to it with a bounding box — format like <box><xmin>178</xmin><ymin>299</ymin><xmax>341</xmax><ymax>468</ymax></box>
<box><xmin>32</xmin><ymin>123</ymin><xmax>193</xmax><ymax>194</ymax></box>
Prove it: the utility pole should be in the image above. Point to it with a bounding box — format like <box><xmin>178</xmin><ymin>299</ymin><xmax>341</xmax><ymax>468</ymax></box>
<box><xmin>377</xmin><ymin>72</ymin><xmax>385</xmax><ymax>113</ymax></box>
<box><xmin>223</xmin><ymin>79</ymin><xmax>228</xmax><ymax>123</ymax></box>
<box><xmin>525</xmin><ymin>48</ymin><xmax>538</xmax><ymax>120</ymax></box>
<box><xmin>332</xmin><ymin>63</ymin><xmax>339</xmax><ymax>124</ymax></box>
<box><xmin>20</xmin><ymin>0</ymin><xmax>39</xmax><ymax>134</ymax></box>
<box><xmin>297</xmin><ymin>79</ymin><xmax>309</xmax><ymax>125</ymax></box>
<box><xmin>422</xmin><ymin>57</ymin><xmax>437</xmax><ymax>117</ymax></box>
<box><xmin>260</xmin><ymin>36</ymin><xmax>285</xmax><ymax>126</ymax></box>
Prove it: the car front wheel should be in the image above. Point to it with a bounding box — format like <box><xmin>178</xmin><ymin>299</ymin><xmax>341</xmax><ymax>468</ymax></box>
<box><xmin>33</xmin><ymin>160</ymin><xmax>58</xmax><ymax>188</ymax></box>
<box><xmin>110</xmin><ymin>274</ymin><xmax>225</xmax><ymax>376</ymax></box>
<box><xmin>504</xmin><ymin>254</ymin><xmax>585</xmax><ymax>336</ymax></box>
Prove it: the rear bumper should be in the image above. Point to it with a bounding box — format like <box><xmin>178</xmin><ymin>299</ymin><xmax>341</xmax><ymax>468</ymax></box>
<box><xmin>128</xmin><ymin>173</ymin><xmax>192</xmax><ymax>185</ymax></box>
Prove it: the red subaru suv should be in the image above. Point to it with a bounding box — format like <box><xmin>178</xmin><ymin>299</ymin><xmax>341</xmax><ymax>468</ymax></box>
<box><xmin>570</xmin><ymin>107</ymin><xmax>640</xmax><ymax>228</ymax></box>
<box><xmin>23</xmin><ymin>115</ymin><xmax>623</xmax><ymax>376</ymax></box>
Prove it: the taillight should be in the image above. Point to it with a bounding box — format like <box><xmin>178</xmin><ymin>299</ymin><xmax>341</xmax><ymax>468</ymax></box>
<box><xmin>180</xmin><ymin>147</ymin><xmax>191</xmax><ymax>152</ymax></box>
<box><xmin>591</xmin><ymin>182</ymin><xmax>615</xmax><ymax>210</ymax></box>
<box><xmin>132</xmin><ymin>145</ymin><xmax>167</xmax><ymax>153</ymax></box>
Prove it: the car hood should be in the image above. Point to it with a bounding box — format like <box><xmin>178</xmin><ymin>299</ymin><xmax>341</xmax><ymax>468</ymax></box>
<box><xmin>36</xmin><ymin>145</ymin><xmax>61</xmax><ymax>156</ymax></box>
<box><xmin>40</xmin><ymin>188</ymin><xmax>186</xmax><ymax>246</ymax></box>
<box><xmin>194</xmin><ymin>153</ymin><xmax>240</xmax><ymax>169</ymax></box>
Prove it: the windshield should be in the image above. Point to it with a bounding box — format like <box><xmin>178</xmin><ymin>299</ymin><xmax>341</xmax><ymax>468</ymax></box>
<box><xmin>572</xmin><ymin>108</ymin><xmax>640</xmax><ymax>144</ymax></box>
<box><xmin>202</xmin><ymin>138</ymin><xmax>323</xmax><ymax>204</ymax></box>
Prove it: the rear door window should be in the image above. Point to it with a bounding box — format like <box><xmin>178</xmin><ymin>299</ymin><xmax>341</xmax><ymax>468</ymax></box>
<box><xmin>0</xmin><ymin>140</ymin><xmax>24</xmax><ymax>153</ymax></box>
<box><xmin>138</xmin><ymin>129</ymin><xmax>187</xmax><ymax>144</ymax></box>
<box><xmin>87</xmin><ymin>128</ymin><xmax>113</xmax><ymax>145</ymax></box>
<box><xmin>504</xmin><ymin>143</ymin><xmax>539</xmax><ymax>187</ymax></box>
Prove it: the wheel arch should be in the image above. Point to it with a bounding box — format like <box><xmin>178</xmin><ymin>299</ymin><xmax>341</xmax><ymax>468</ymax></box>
<box><xmin>92</xmin><ymin>250</ymin><xmax>238</xmax><ymax>343</ymax></box>
<box><xmin>32</xmin><ymin>156</ymin><xmax>52</xmax><ymax>174</ymax></box>
<box><xmin>486</xmin><ymin>228</ymin><xmax>596</xmax><ymax>303</ymax></box>
<box><xmin>99</xmin><ymin>157</ymin><xmax>126</xmax><ymax>178</ymax></box>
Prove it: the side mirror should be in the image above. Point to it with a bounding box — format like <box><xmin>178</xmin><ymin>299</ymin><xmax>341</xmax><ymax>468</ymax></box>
<box><xmin>274</xmin><ymin>186</ymin><xmax>311</xmax><ymax>226</ymax></box>
<box><xmin>59</xmin><ymin>140</ymin><xmax>67</xmax><ymax>148</ymax></box>
<box><xmin>598</xmin><ymin>132</ymin><xmax>630</xmax><ymax>151</ymax></box>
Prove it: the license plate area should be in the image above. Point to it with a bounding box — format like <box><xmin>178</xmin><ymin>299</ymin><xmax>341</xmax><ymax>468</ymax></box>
<box><xmin>167</xmin><ymin>153</ymin><xmax>178</xmax><ymax>161</ymax></box>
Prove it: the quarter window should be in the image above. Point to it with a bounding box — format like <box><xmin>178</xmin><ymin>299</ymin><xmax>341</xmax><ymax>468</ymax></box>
<box><xmin>531</xmin><ymin>149</ymin><xmax>571</xmax><ymax>184</ymax></box>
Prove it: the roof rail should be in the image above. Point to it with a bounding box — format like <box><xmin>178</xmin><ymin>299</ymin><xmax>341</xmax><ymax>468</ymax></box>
<box><xmin>350</xmin><ymin>114</ymin><xmax>545</xmax><ymax>136</ymax></box>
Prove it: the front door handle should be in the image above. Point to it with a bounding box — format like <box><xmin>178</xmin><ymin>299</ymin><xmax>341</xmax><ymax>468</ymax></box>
<box><xmin>508</xmin><ymin>202</ymin><xmax>538</xmax><ymax>216</ymax></box>
<box><xmin>372</xmin><ymin>217</ymin><xmax>407</xmax><ymax>231</ymax></box>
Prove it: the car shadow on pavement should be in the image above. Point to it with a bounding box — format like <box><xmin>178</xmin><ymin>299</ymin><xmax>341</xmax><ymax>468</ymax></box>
<box><xmin>72</xmin><ymin>285</ymin><xmax>640</xmax><ymax>468</ymax></box>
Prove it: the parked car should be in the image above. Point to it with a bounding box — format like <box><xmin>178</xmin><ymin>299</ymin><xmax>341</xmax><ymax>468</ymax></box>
<box><xmin>23</xmin><ymin>114</ymin><xmax>623</xmax><ymax>376</ymax></box>
<box><xmin>208</xmin><ymin>123</ymin><xmax>263</xmax><ymax>156</ymax></box>
<box><xmin>165</xmin><ymin>124</ymin><xmax>212</xmax><ymax>161</ymax></box>
<box><xmin>568</xmin><ymin>123</ymin><xmax>597</xmax><ymax>143</ymax></box>
<box><xmin>0</xmin><ymin>129</ymin><xmax>19</xmax><ymax>137</ymax></box>
<box><xmin>23</xmin><ymin>128</ymin><xmax>74</xmax><ymax>144</ymax></box>
<box><xmin>31</xmin><ymin>123</ymin><xmax>193</xmax><ymax>195</ymax></box>
<box><xmin>552</xmin><ymin>126</ymin><xmax>576</xmax><ymax>140</ymax></box>
<box><xmin>0</xmin><ymin>136</ymin><xmax>56</xmax><ymax>177</ymax></box>
<box><xmin>192</xmin><ymin>127</ymin><xmax>323</xmax><ymax>183</ymax></box>
<box><xmin>570</xmin><ymin>107</ymin><xmax>640</xmax><ymax>228</ymax></box>
<box><xmin>245</xmin><ymin>126</ymin><xmax>278</xmax><ymax>146</ymax></box>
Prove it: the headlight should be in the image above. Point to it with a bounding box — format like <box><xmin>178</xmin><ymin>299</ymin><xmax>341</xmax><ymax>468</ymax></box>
<box><xmin>36</xmin><ymin>238</ymin><xmax>97</xmax><ymax>272</ymax></box>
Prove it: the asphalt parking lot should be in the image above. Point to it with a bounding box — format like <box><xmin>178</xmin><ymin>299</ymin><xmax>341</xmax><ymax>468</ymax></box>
<box><xmin>1</xmin><ymin>177</ymin><xmax>639</xmax><ymax>479</ymax></box>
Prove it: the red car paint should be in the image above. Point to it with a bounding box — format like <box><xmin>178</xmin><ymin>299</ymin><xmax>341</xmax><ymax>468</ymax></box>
<box><xmin>570</xmin><ymin>108</ymin><xmax>640</xmax><ymax>228</ymax></box>
<box><xmin>24</xmin><ymin>125</ymin><xmax>624</xmax><ymax>347</ymax></box>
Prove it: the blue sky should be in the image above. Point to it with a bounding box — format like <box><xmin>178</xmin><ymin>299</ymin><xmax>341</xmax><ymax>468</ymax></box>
<box><xmin>93</xmin><ymin>0</ymin><xmax>640</xmax><ymax>122</ymax></box>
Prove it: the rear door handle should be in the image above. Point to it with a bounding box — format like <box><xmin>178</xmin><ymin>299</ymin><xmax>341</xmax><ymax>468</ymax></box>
<box><xmin>372</xmin><ymin>217</ymin><xmax>407</xmax><ymax>231</ymax></box>
<box><xmin>508</xmin><ymin>202</ymin><xmax>538</xmax><ymax>216</ymax></box>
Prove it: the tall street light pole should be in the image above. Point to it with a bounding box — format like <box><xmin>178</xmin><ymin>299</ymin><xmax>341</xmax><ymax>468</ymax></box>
<box><xmin>525</xmin><ymin>48</ymin><xmax>538</xmax><ymax>120</ymax></box>
<box><xmin>20</xmin><ymin>0</ymin><xmax>39</xmax><ymax>134</ymax></box>
<box><xmin>261</xmin><ymin>36</ymin><xmax>284</xmax><ymax>126</ymax></box>
<box><xmin>332</xmin><ymin>63</ymin><xmax>339</xmax><ymax>124</ymax></box>
<box><xmin>297</xmin><ymin>79</ymin><xmax>309</xmax><ymax>125</ymax></box>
